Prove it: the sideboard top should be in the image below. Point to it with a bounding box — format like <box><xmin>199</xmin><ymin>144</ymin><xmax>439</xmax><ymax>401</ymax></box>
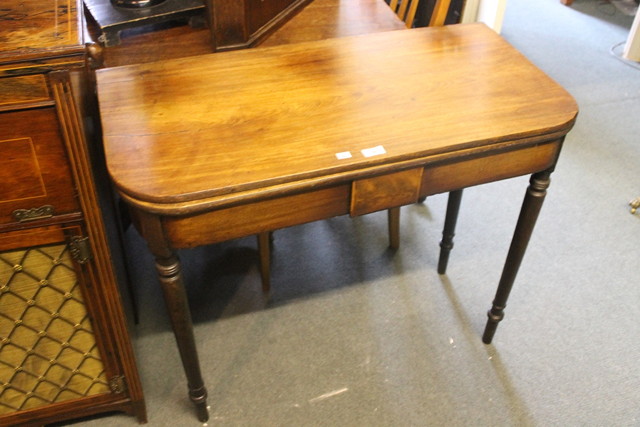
<box><xmin>0</xmin><ymin>0</ymin><xmax>84</xmax><ymax>57</ymax></box>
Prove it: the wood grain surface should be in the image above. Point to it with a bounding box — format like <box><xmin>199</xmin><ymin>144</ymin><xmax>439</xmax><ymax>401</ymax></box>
<box><xmin>0</xmin><ymin>0</ymin><xmax>83</xmax><ymax>53</ymax></box>
<box><xmin>97</xmin><ymin>24</ymin><xmax>578</xmax><ymax>211</ymax></box>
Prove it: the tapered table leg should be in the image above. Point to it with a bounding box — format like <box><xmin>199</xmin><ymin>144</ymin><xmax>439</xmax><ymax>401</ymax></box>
<box><xmin>388</xmin><ymin>207</ymin><xmax>401</xmax><ymax>249</ymax></box>
<box><xmin>257</xmin><ymin>232</ymin><xmax>271</xmax><ymax>293</ymax></box>
<box><xmin>155</xmin><ymin>255</ymin><xmax>209</xmax><ymax>421</ymax></box>
<box><xmin>482</xmin><ymin>170</ymin><xmax>552</xmax><ymax>344</ymax></box>
<box><xmin>438</xmin><ymin>189</ymin><xmax>463</xmax><ymax>274</ymax></box>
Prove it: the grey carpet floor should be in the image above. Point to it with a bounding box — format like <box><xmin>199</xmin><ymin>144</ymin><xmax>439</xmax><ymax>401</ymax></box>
<box><xmin>70</xmin><ymin>0</ymin><xmax>640</xmax><ymax>425</ymax></box>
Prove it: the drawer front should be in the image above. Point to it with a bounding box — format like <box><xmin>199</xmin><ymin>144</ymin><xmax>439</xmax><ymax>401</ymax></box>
<box><xmin>0</xmin><ymin>108</ymin><xmax>79</xmax><ymax>225</ymax></box>
<box><xmin>0</xmin><ymin>75</ymin><xmax>51</xmax><ymax>111</ymax></box>
<box><xmin>350</xmin><ymin>168</ymin><xmax>423</xmax><ymax>217</ymax></box>
<box><xmin>420</xmin><ymin>142</ymin><xmax>561</xmax><ymax>197</ymax></box>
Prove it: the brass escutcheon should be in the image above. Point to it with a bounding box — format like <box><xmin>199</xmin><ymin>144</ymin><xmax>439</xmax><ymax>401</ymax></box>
<box><xmin>12</xmin><ymin>205</ymin><xmax>55</xmax><ymax>222</ymax></box>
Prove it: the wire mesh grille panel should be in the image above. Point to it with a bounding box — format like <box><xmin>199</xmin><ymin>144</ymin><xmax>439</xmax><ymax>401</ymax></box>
<box><xmin>0</xmin><ymin>243</ymin><xmax>109</xmax><ymax>415</ymax></box>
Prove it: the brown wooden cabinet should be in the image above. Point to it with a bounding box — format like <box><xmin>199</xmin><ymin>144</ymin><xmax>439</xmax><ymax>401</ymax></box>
<box><xmin>0</xmin><ymin>1</ymin><xmax>146</xmax><ymax>425</ymax></box>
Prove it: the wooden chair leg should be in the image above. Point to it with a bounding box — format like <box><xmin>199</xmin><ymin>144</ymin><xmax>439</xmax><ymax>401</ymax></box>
<box><xmin>429</xmin><ymin>0</ymin><xmax>452</xmax><ymax>26</ymax></box>
<box><xmin>388</xmin><ymin>207</ymin><xmax>401</xmax><ymax>249</ymax></box>
<box><xmin>257</xmin><ymin>232</ymin><xmax>271</xmax><ymax>293</ymax></box>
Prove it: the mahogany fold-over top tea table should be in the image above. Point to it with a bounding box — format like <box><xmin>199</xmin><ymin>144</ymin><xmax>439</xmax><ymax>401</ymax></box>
<box><xmin>96</xmin><ymin>23</ymin><xmax>578</xmax><ymax>421</ymax></box>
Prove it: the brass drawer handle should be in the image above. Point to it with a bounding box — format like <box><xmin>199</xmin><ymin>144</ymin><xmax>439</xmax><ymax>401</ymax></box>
<box><xmin>12</xmin><ymin>205</ymin><xmax>55</xmax><ymax>222</ymax></box>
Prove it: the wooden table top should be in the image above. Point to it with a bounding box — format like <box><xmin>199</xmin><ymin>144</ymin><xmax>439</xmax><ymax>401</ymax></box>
<box><xmin>97</xmin><ymin>23</ymin><xmax>577</xmax><ymax>213</ymax></box>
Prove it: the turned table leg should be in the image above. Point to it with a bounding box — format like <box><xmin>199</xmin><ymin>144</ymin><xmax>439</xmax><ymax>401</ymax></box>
<box><xmin>155</xmin><ymin>255</ymin><xmax>209</xmax><ymax>421</ymax></box>
<box><xmin>438</xmin><ymin>189</ymin><xmax>463</xmax><ymax>274</ymax></box>
<box><xmin>132</xmin><ymin>209</ymin><xmax>209</xmax><ymax>421</ymax></box>
<box><xmin>482</xmin><ymin>170</ymin><xmax>552</xmax><ymax>344</ymax></box>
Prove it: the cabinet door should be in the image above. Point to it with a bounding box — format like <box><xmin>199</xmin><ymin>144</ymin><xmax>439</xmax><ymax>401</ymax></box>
<box><xmin>0</xmin><ymin>108</ymin><xmax>80</xmax><ymax>226</ymax></box>
<box><xmin>0</xmin><ymin>224</ymin><xmax>114</xmax><ymax>418</ymax></box>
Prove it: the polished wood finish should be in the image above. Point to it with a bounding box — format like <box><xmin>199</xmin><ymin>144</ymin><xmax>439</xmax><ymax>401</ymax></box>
<box><xmin>419</xmin><ymin>142</ymin><xmax>561</xmax><ymax>196</ymax></box>
<box><xmin>0</xmin><ymin>109</ymin><xmax>80</xmax><ymax>225</ymax></box>
<box><xmin>51</xmin><ymin>71</ymin><xmax>146</xmax><ymax>420</ymax></box>
<box><xmin>0</xmin><ymin>0</ymin><xmax>85</xmax><ymax>78</ymax></box>
<box><xmin>96</xmin><ymin>0</ymin><xmax>411</xmax><ymax>67</ymax></box>
<box><xmin>0</xmin><ymin>1</ymin><xmax>145</xmax><ymax>424</ymax></box>
<box><xmin>0</xmin><ymin>0</ymin><xmax>83</xmax><ymax>52</ymax></box>
<box><xmin>96</xmin><ymin>24</ymin><xmax>578</xmax><ymax>420</ymax></box>
<box><xmin>350</xmin><ymin>169</ymin><xmax>423</xmax><ymax>217</ymax></box>
<box><xmin>92</xmin><ymin>0</ymin><xmax>314</xmax><ymax>66</ymax></box>
<box><xmin>163</xmin><ymin>186</ymin><xmax>351</xmax><ymax>247</ymax></box>
<box><xmin>98</xmin><ymin>23</ymin><xmax>212</xmax><ymax>68</ymax></box>
<box><xmin>0</xmin><ymin>75</ymin><xmax>50</xmax><ymax>111</ymax></box>
<box><xmin>99</xmin><ymin>26</ymin><xmax>575</xmax><ymax>208</ymax></box>
<box><xmin>260</xmin><ymin>0</ymin><xmax>407</xmax><ymax>47</ymax></box>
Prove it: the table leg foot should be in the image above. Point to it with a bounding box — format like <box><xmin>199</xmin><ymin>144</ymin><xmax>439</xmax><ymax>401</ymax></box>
<box><xmin>190</xmin><ymin>386</ymin><xmax>209</xmax><ymax>422</ymax></box>
<box><xmin>438</xmin><ymin>189</ymin><xmax>463</xmax><ymax>274</ymax></box>
<box><xmin>482</xmin><ymin>306</ymin><xmax>504</xmax><ymax>344</ymax></box>
<box><xmin>482</xmin><ymin>170</ymin><xmax>551</xmax><ymax>344</ymax></box>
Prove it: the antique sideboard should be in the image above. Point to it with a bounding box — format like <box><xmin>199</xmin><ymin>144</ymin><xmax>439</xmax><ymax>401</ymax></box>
<box><xmin>0</xmin><ymin>1</ymin><xmax>146</xmax><ymax>425</ymax></box>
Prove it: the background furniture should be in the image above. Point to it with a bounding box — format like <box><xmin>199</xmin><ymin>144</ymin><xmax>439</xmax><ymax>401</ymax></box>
<box><xmin>259</xmin><ymin>0</ymin><xmax>408</xmax><ymax>47</ymax></box>
<box><xmin>0</xmin><ymin>1</ymin><xmax>145</xmax><ymax>425</ymax></box>
<box><xmin>84</xmin><ymin>0</ymin><xmax>206</xmax><ymax>46</ymax></box>
<box><xmin>206</xmin><ymin>0</ymin><xmax>312</xmax><ymax>50</ymax></box>
<box><xmin>93</xmin><ymin>0</ymin><xmax>462</xmax><ymax>66</ymax></box>
<box><xmin>85</xmin><ymin>0</ymin><xmax>316</xmax><ymax>51</ymax></box>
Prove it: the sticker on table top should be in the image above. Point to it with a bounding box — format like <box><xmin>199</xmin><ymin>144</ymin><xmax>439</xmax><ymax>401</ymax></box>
<box><xmin>361</xmin><ymin>145</ymin><xmax>386</xmax><ymax>158</ymax></box>
<box><xmin>336</xmin><ymin>151</ymin><xmax>353</xmax><ymax>160</ymax></box>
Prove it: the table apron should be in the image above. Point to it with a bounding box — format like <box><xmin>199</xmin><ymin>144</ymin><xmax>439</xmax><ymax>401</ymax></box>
<box><xmin>160</xmin><ymin>140</ymin><xmax>561</xmax><ymax>249</ymax></box>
